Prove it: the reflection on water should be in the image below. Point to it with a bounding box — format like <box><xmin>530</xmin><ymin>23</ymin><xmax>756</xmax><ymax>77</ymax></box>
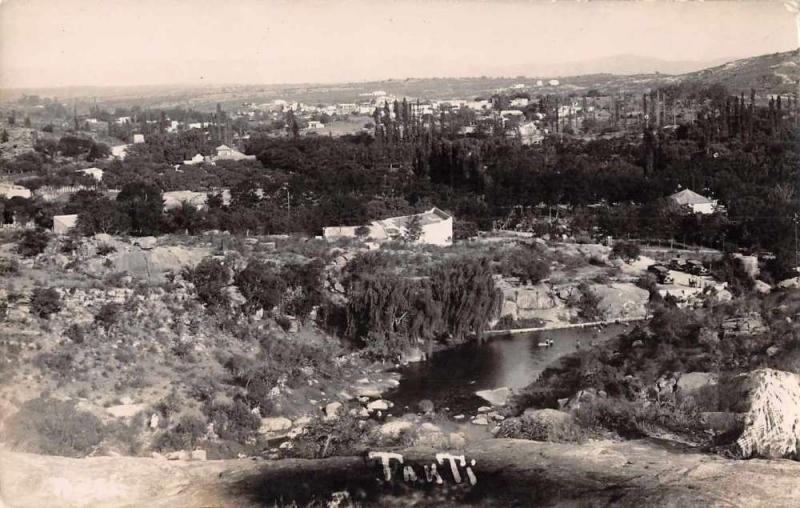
<box><xmin>386</xmin><ymin>323</ymin><xmax>632</xmax><ymax>414</ymax></box>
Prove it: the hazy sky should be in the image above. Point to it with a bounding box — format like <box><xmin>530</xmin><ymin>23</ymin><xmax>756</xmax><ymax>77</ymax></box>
<box><xmin>0</xmin><ymin>0</ymin><xmax>797</xmax><ymax>88</ymax></box>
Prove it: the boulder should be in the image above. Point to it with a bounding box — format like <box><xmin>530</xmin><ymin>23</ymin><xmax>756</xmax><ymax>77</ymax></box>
<box><xmin>324</xmin><ymin>402</ymin><xmax>343</xmax><ymax>421</ymax></box>
<box><xmin>516</xmin><ymin>284</ymin><xmax>556</xmax><ymax>311</ymax></box>
<box><xmin>754</xmin><ymin>280</ymin><xmax>771</xmax><ymax>294</ymax></box>
<box><xmin>106</xmin><ymin>403</ymin><xmax>147</xmax><ymax>419</ymax></box>
<box><xmin>134</xmin><ymin>237</ymin><xmax>158</xmax><ymax>250</ymax></box>
<box><xmin>721</xmin><ymin>369</ymin><xmax>800</xmax><ymax>459</ymax></box>
<box><xmin>499</xmin><ymin>300</ymin><xmax>518</xmax><ymax>320</ymax></box>
<box><xmin>448</xmin><ymin>432</ymin><xmax>467</xmax><ymax>449</ymax></box>
<box><xmin>591</xmin><ymin>283</ymin><xmax>650</xmax><ymax>320</ymax></box>
<box><xmin>472</xmin><ymin>415</ymin><xmax>489</xmax><ymax>426</ymax></box>
<box><xmin>259</xmin><ymin>417</ymin><xmax>292</xmax><ymax>435</ymax></box>
<box><xmin>778</xmin><ymin>277</ymin><xmax>800</xmax><ymax>289</ymax></box>
<box><xmin>367</xmin><ymin>399</ymin><xmax>390</xmax><ymax>412</ymax></box>
<box><xmin>378</xmin><ymin>419</ymin><xmax>413</xmax><ymax>438</ymax></box>
<box><xmin>675</xmin><ymin>372</ymin><xmax>718</xmax><ymax>396</ymax></box>
<box><xmin>475</xmin><ymin>387</ymin><xmax>512</xmax><ymax>406</ymax></box>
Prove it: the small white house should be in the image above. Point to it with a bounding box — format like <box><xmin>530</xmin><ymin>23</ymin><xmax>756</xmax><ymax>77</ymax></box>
<box><xmin>323</xmin><ymin>207</ymin><xmax>453</xmax><ymax>246</ymax></box>
<box><xmin>111</xmin><ymin>144</ymin><xmax>129</xmax><ymax>160</ymax></box>
<box><xmin>183</xmin><ymin>153</ymin><xmax>206</xmax><ymax>166</ymax></box>
<box><xmin>77</xmin><ymin>167</ymin><xmax>104</xmax><ymax>181</ymax></box>
<box><xmin>132</xmin><ymin>134</ymin><xmax>145</xmax><ymax>144</ymax></box>
<box><xmin>307</xmin><ymin>121</ymin><xmax>325</xmax><ymax>130</ymax></box>
<box><xmin>0</xmin><ymin>183</ymin><xmax>32</xmax><ymax>199</ymax></box>
<box><xmin>669</xmin><ymin>189</ymin><xmax>717</xmax><ymax>215</ymax></box>
<box><xmin>53</xmin><ymin>214</ymin><xmax>79</xmax><ymax>235</ymax></box>
<box><xmin>212</xmin><ymin>145</ymin><xmax>256</xmax><ymax>162</ymax></box>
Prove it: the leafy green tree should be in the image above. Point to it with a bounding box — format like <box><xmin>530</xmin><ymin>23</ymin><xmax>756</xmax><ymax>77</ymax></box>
<box><xmin>182</xmin><ymin>257</ymin><xmax>230</xmax><ymax>308</ymax></box>
<box><xmin>234</xmin><ymin>260</ymin><xmax>287</xmax><ymax>314</ymax></box>
<box><xmin>116</xmin><ymin>181</ymin><xmax>165</xmax><ymax>236</ymax></box>
<box><xmin>610</xmin><ymin>241</ymin><xmax>641</xmax><ymax>262</ymax></box>
<box><xmin>17</xmin><ymin>229</ymin><xmax>50</xmax><ymax>257</ymax></box>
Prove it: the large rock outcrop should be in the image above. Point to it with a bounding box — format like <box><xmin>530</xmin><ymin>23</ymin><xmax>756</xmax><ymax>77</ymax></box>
<box><xmin>3</xmin><ymin>438</ymin><xmax>800</xmax><ymax>507</ymax></box>
<box><xmin>723</xmin><ymin>369</ymin><xmax>800</xmax><ymax>459</ymax></box>
<box><xmin>590</xmin><ymin>283</ymin><xmax>650</xmax><ymax>320</ymax></box>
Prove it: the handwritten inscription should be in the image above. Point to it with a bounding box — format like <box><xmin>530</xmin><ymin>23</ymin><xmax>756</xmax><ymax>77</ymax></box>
<box><xmin>368</xmin><ymin>451</ymin><xmax>478</xmax><ymax>486</ymax></box>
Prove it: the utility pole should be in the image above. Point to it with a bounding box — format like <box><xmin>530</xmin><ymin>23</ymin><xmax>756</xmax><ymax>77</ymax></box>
<box><xmin>794</xmin><ymin>213</ymin><xmax>799</xmax><ymax>271</ymax></box>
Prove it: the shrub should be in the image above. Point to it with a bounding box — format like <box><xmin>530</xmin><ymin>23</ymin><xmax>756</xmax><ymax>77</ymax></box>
<box><xmin>205</xmin><ymin>399</ymin><xmax>261</xmax><ymax>443</ymax></box>
<box><xmin>503</xmin><ymin>246</ymin><xmax>550</xmax><ymax>284</ymax></box>
<box><xmin>292</xmin><ymin>415</ymin><xmax>371</xmax><ymax>458</ymax></box>
<box><xmin>0</xmin><ymin>257</ymin><xmax>20</xmax><ymax>275</ymax></box>
<box><xmin>574</xmin><ymin>283</ymin><xmax>601</xmax><ymax>321</ymax></box>
<box><xmin>30</xmin><ymin>287</ymin><xmax>62</xmax><ymax>318</ymax></box>
<box><xmin>610</xmin><ymin>241</ymin><xmax>641</xmax><ymax>262</ymax></box>
<box><xmin>282</xmin><ymin>260</ymin><xmax>324</xmax><ymax>318</ymax></box>
<box><xmin>64</xmin><ymin>323</ymin><xmax>85</xmax><ymax>343</ymax></box>
<box><xmin>17</xmin><ymin>229</ymin><xmax>50</xmax><ymax>257</ymax></box>
<box><xmin>182</xmin><ymin>257</ymin><xmax>230</xmax><ymax>308</ymax></box>
<box><xmin>234</xmin><ymin>259</ymin><xmax>286</xmax><ymax>313</ymax></box>
<box><xmin>96</xmin><ymin>243</ymin><xmax>117</xmax><ymax>256</ymax></box>
<box><xmin>94</xmin><ymin>303</ymin><xmax>121</xmax><ymax>329</ymax></box>
<box><xmin>60</xmin><ymin>236</ymin><xmax>79</xmax><ymax>254</ymax></box>
<box><xmin>5</xmin><ymin>397</ymin><xmax>105</xmax><ymax>457</ymax></box>
<box><xmin>496</xmin><ymin>413</ymin><xmax>584</xmax><ymax>443</ymax></box>
<box><xmin>454</xmin><ymin>219</ymin><xmax>479</xmax><ymax>240</ymax></box>
<box><xmin>153</xmin><ymin>415</ymin><xmax>207</xmax><ymax>451</ymax></box>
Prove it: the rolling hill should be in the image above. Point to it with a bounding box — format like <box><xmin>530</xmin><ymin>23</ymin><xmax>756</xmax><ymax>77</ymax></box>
<box><xmin>678</xmin><ymin>49</ymin><xmax>799</xmax><ymax>95</ymax></box>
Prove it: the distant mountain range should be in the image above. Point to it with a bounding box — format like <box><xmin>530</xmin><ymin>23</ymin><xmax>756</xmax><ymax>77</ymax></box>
<box><xmin>1</xmin><ymin>50</ymin><xmax>797</xmax><ymax>107</ymax></box>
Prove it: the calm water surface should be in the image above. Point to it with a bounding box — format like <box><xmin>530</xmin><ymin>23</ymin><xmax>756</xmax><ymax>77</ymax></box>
<box><xmin>385</xmin><ymin>323</ymin><xmax>633</xmax><ymax>414</ymax></box>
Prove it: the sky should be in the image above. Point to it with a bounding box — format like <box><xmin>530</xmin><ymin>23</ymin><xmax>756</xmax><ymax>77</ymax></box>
<box><xmin>0</xmin><ymin>0</ymin><xmax>797</xmax><ymax>89</ymax></box>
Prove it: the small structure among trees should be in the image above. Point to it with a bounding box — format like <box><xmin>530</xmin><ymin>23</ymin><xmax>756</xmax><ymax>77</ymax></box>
<box><xmin>323</xmin><ymin>207</ymin><xmax>453</xmax><ymax>246</ymax></box>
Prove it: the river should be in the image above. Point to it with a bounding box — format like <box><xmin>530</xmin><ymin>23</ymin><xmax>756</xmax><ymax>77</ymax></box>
<box><xmin>385</xmin><ymin>322</ymin><xmax>635</xmax><ymax>415</ymax></box>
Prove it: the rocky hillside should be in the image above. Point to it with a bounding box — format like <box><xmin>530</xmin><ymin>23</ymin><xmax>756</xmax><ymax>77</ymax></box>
<box><xmin>679</xmin><ymin>49</ymin><xmax>799</xmax><ymax>95</ymax></box>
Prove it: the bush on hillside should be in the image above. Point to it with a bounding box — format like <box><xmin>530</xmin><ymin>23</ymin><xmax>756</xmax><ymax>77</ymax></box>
<box><xmin>503</xmin><ymin>245</ymin><xmax>550</xmax><ymax>284</ymax></box>
<box><xmin>153</xmin><ymin>415</ymin><xmax>207</xmax><ymax>451</ymax></box>
<box><xmin>17</xmin><ymin>229</ymin><xmax>50</xmax><ymax>257</ymax></box>
<box><xmin>234</xmin><ymin>259</ymin><xmax>286</xmax><ymax>313</ymax></box>
<box><xmin>182</xmin><ymin>257</ymin><xmax>230</xmax><ymax>308</ymax></box>
<box><xmin>610</xmin><ymin>241</ymin><xmax>641</xmax><ymax>262</ymax></box>
<box><xmin>5</xmin><ymin>397</ymin><xmax>105</xmax><ymax>457</ymax></box>
<box><xmin>94</xmin><ymin>303</ymin><xmax>121</xmax><ymax>329</ymax></box>
<box><xmin>30</xmin><ymin>287</ymin><xmax>62</xmax><ymax>318</ymax></box>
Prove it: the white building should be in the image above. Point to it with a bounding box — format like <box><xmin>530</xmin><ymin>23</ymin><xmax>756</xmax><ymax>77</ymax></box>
<box><xmin>212</xmin><ymin>145</ymin><xmax>256</xmax><ymax>162</ymax></box>
<box><xmin>111</xmin><ymin>144</ymin><xmax>129</xmax><ymax>160</ymax></box>
<box><xmin>548</xmin><ymin>79</ymin><xmax>560</xmax><ymax>86</ymax></box>
<box><xmin>669</xmin><ymin>189</ymin><xmax>718</xmax><ymax>215</ymax></box>
<box><xmin>183</xmin><ymin>153</ymin><xmax>206</xmax><ymax>166</ymax></box>
<box><xmin>518</xmin><ymin>122</ymin><xmax>544</xmax><ymax>145</ymax></box>
<box><xmin>510</xmin><ymin>98</ymin><xmax>530</xmax><ymax>108</ymax></box>
<box><xmin>77</xmin><ymin>167</ymin><xmax>104</xmax><ymax>181</ymax></box>
<box><xmin>307</xmin><ymin>120</ymin><xmax>325</xmax><ymax>130</ymax></box>
<box><xmin>0</xmin><ymin>183</ymin><xmax>32</xmax><ymax>199</ymax></box>
<box><xmin>132</xmin><ymin>134</ymin><xmax>145</xmax><ymax>144</ymax></box>
<box><xmin>323</xmin><ymin>207</ymin><xmax>453</xmax><ymax>246</ymax></box>
<box><xmin>53</xmin><ymin>214</ymin><xmax>79</xmax><ymax>235</ymax></box>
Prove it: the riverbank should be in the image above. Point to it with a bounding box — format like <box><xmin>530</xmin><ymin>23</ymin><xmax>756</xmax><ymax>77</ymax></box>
<box><xmin>485</xmin><ymin>315</ymin><xmax>648</xmax><ymax>336</ymax></box>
